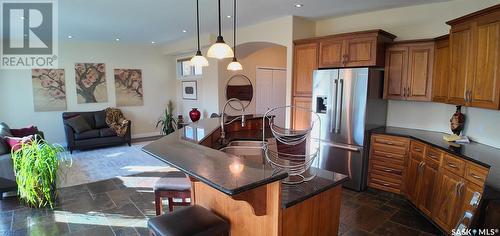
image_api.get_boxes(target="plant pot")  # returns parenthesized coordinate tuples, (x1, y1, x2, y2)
(189, 108, 201, 122)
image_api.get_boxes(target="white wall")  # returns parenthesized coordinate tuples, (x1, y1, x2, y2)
(315, 0, 500, 148)
(0, 41, 176, 144)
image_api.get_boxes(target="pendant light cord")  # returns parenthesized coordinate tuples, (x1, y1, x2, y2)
(196, 0, 201, 51)
(218, 0, 222, 36)
(233, 0, 236, 56)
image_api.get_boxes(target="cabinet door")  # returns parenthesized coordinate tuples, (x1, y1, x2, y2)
(433, 169, 464, 233)
(344, 36, 378, 67)
(433, 37, 450, 103)
(293, 43, 318, 96)
(470, 18, 500, 109)
(384, 46, 408, 100)
(407, 43, 434, 101)
(404, 153, 422, 204)
(318, 38, 344, 68)
(448, 24, 474, 106)
(417, 161, 439, 217)
(292, 97, 312, 130)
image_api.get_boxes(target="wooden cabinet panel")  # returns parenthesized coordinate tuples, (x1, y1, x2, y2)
(293, 42, 318, 97)
(404, 155, 422, 204)
(433, 169, 465, 233)
(407, 43, 434, 101)
(292, 97, 312, 130)
(448, 25, 474, 106)
(318, 39, 344, 68)
(344, 37, 377, 67)
(433, 36, 450, 103)
(464, 162, 489, 187)
(417, 161, 439, 216)
(443, 154, 466, 176)
(384, 46, 408, 100)
(470, 19, 500, 109)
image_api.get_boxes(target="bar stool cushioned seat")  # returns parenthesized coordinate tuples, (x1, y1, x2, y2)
(154, 177, 191, 191)
(148, 205, 229, 236)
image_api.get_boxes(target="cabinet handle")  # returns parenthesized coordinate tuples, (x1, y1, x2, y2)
(447, 163, 458, 169)
(469, 90, 473, 103)
(383, 169, 396, 173)
(414, 147, 422, 152)
(428, 154, 438, 160)
(470, 173, 482, 180)
(455, 182, 461, 196)
(458, 182, 465, 196)
(383, 141, 394, 145)
(464, 90, 468, 102)
(382, 183, 391, 187)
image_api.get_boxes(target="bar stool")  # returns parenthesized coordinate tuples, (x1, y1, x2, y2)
(148, 205, 229, 236)
(154, 172, 191, 215)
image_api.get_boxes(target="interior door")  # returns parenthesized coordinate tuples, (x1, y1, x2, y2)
(272, 69, 287, 127)
(256, 68, 273, 113)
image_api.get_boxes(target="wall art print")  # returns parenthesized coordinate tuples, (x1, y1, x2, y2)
(182, 81, 197, 100)
(75, 63, 108, 103)
(32, 69, 67, 111)
(114, 69, 144, 107)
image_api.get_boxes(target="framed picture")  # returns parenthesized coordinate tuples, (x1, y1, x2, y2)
(182, 81, 197, 100)
(178, 58, 202, 78)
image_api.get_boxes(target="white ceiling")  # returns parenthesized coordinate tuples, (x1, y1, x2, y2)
(59, 0, 449, 44)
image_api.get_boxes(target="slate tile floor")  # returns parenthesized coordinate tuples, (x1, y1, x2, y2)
(0, 171, 443, 236)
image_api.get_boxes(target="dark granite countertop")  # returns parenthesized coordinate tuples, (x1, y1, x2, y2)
(369, 126, 500, 193)
(281, 168, 349, 208)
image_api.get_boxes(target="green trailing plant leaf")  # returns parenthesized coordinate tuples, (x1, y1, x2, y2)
(11, 136, 71, 209)
(156, 100, 178, 135)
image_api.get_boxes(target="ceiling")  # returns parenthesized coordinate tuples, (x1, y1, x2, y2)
(59, 0, 449, 44)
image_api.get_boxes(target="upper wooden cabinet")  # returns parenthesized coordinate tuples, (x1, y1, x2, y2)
(447, 4, 500, 109)
(292, 42, 318, 97)
(318, 30, 396, 68)
(384, 40, 435, 101)
(432, 35, 450, 103)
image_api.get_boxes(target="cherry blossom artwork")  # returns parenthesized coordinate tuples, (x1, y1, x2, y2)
(32, 69, 67, 111)
(114, 69, 144, 106)
(75, 63, 108, 103)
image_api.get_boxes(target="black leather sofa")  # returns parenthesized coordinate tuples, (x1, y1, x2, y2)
(62, 110, 131, 153)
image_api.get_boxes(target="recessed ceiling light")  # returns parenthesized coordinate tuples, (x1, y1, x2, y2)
(67, 35, 73, 39)
(151, 41, 156, 44)
(294, 3, 303, 8)
(226, 15, 232, 18)
(115, 38, 120, 42)
(20, 16, 25, 20)
(182, 30, 187, 33)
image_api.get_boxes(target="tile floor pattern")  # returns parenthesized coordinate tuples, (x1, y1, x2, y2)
(0, 172, 444, 236)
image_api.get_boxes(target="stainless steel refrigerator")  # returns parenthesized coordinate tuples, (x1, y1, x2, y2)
(312, 68, 387, 191)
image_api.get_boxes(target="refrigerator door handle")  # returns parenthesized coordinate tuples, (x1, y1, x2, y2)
(330, 79, 339, 133)
(335, 79, 344, 134)
(323, 142, 361, 152)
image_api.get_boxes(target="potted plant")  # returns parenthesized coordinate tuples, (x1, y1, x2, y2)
(156, 100, 178, 135)
(11, 136, 69, 209)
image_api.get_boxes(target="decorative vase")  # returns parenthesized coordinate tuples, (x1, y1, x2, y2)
(189, 108, 201, 122)
(450, 105, 465, 135)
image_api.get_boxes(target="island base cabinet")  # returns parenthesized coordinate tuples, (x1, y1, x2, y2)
(432, 169, 465, 234)
(189, 179, 343, 236)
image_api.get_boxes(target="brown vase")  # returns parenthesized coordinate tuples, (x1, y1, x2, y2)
(189, 108, 201, 122)
(450, 105, 465, 135)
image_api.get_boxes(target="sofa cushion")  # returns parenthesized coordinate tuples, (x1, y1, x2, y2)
(65, 115, 92, 134)
(0, 154, 15, 181)
(4, 135, 33, 151)
(0, 122, 12, 138)
(10, 125, 38, 138)
(0, 137, 9, 155)
(94, 111, 108, 129)
(99, 128, 116, 137)
(74, 130, 100, 140)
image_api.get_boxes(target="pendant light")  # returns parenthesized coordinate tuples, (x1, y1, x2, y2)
(207, 0, 234, 59)
(190, 0, 209, 67)
(227, 0, 243, 71)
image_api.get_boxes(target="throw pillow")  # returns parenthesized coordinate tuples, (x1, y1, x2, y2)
(10, 125, 38, 137)
(94, 110, 108, 129)
(5, 135, 33, 151)
(65, 115, 92, 134)
(0, 137, 9, 155)
(0, 122, 12, 138)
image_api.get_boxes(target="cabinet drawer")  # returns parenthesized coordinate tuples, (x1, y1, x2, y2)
(372, 143, 407, 156)
(372, 148, 406, 161)
(373, 135, 409, 148)
(370, 169, 403, 184)
(371, 153, 405, 166)
(410, 141, 426, 155)
(369, 172, 402, 193)
(443, 154, 466, 176)
(465, 162, 489, 187)
(426, 147, 443, 165)
(371, 160, 403, 176)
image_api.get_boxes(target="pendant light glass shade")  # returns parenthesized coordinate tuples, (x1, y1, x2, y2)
(227, 57, 242, 71)
(191, 51, 209, 67)
(208, 0, 233, 59)
(191, 0, 209, 67)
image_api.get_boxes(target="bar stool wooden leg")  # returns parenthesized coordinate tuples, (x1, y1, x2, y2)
(168, 197, 174, 212)
(154, 191, 162, 216)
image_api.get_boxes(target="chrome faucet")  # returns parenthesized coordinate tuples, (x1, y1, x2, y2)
(220, 98, 246, 140)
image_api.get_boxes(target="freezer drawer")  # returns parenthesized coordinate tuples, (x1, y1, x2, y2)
(315, 142, 364, 191)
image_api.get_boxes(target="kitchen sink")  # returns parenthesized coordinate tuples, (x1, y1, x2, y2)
(226, 140, 265, 147)
(219, 140, 266, 164)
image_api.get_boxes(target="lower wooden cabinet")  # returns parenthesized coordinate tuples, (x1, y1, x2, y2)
(291, 96, 312, 130)
(368, 134, 489, 235)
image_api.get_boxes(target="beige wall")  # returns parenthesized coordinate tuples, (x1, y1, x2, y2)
(0, 42, 176, 144)
(315, 0, 500, 148)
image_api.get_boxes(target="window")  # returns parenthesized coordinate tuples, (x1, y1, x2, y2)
(178, 58, 202, 78)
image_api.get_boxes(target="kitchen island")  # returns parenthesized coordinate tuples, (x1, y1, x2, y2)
(143, 116, 348, 236)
